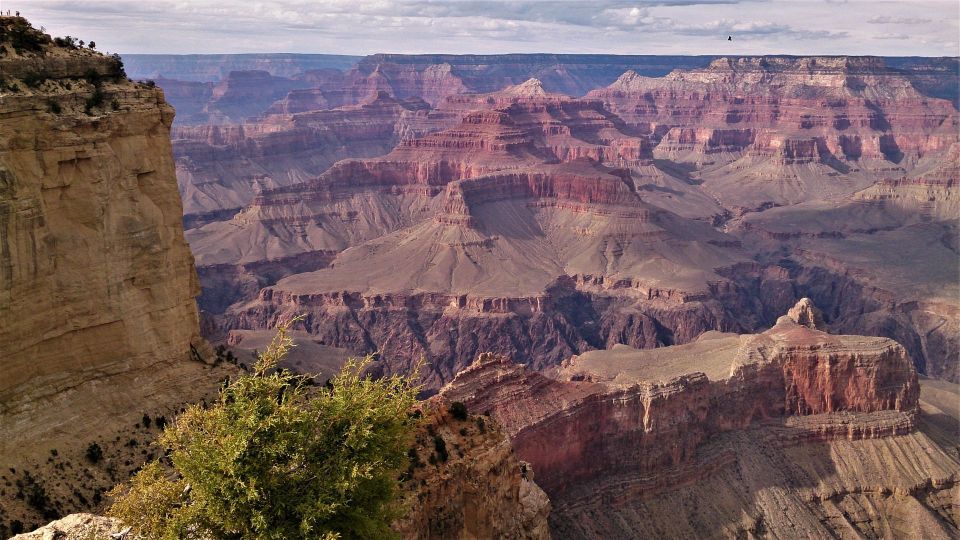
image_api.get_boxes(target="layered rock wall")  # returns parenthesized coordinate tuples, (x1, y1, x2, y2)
(440, 309, 920, 497)
(0, 17, 214, 458)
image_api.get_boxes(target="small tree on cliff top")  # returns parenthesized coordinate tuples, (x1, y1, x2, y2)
(108, 322, 421, 539)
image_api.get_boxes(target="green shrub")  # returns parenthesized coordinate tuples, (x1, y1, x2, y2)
(85, 443, 103, 464)
(110, 53, 126, 79)
(449, 401, 468, 421)
(433, 435, 448, 463)
(109, 321, 422, 539)
(47, 100, 61, 114)
(84, 86, 105, 114)
(22, 71, 47, 88)
(1, 19, 49, 53)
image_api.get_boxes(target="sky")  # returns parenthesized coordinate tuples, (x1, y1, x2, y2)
(7, 0, 959, 56)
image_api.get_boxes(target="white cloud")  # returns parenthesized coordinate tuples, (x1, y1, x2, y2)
(867, 16, 932, 24)
(873, 33, 912, 40)
(9, 0, 959, 56)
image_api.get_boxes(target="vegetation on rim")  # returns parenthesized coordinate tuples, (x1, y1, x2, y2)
(108, 321, 422, 539)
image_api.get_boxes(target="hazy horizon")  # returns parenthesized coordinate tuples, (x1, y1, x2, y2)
(10, 1, 959, 57)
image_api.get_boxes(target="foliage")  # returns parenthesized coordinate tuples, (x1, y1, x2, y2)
(22, 71, 48, 88)
(110, 53, 126, 79)
(1, 18, 49, 53)
(432, 435, 448, 463)
(109, 321, 422, 539)
(84, 86, 105, 114)
(53, 35, 79, 49)
(17, 471, 57, 519)
(449, 401, 468, 421)
(85, 443, 103, 464)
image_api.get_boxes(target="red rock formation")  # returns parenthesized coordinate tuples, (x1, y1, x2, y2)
(180, 55, 957, 391)
(588, 57, 958, 209)
(440, 301, 920, 500)
(393, 397, 551, 539)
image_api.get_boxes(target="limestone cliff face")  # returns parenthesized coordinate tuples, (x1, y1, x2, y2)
(0, 18, 213, 458)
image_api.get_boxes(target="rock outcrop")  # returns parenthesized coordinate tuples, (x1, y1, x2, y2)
(0, 16, 230, 531)
(786, 297, 826, 330)
(588, 56, 958, 210)
(10, 513, 122, 540)
(394, 398, 551, 539)
(441, 305, 920, 495)
(439, 302, 957, 538)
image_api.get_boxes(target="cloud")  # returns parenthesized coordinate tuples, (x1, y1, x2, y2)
(12, 0, 959, 56)
(867, 16, 932, 24)
(873, 33, 911, 40)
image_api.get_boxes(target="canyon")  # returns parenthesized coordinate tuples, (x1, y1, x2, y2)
(165, 54, 958, 390)
(152, 52, 959, 535)
(0, 20, 547, 537)
(2, 15, 958, 539)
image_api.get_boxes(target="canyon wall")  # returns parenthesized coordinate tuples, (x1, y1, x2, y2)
(394, 397, 551, 539)
(0, 17, 232, 533)
(178, 57, 957, 388)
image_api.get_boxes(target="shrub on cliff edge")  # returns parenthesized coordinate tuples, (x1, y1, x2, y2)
(108, 322, 421, 539)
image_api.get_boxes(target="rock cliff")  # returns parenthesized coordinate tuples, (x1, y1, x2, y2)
(588, 56, 957, 210)
(0, 17, 229, 532)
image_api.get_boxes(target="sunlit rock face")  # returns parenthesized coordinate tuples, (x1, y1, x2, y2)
(438, 302, 958, 539)
(0, 16, 222, 480)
